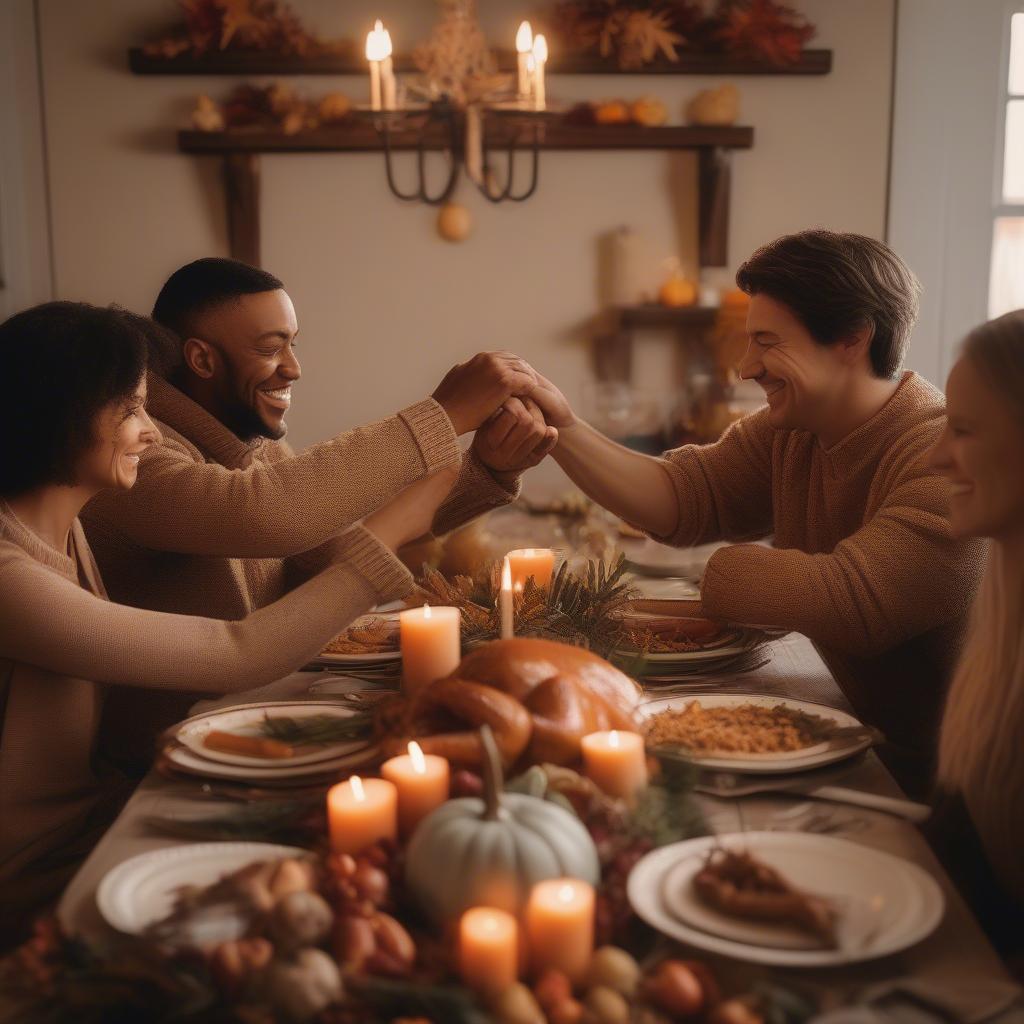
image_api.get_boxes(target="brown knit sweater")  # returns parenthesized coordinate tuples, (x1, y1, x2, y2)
(0, 502, 409, 926)
(81, 373, 518, 767)
(654, 372, 986, 784)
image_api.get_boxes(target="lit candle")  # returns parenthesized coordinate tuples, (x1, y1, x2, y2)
(516, 21, 534, 102)
(381, 740, 450, 836)
(525, 878, 594, 982)
(532, 34, 548, 111)
(506, 548, 555, 590)
(400, 604, 461, 694)
(500, 557, 514, 640)
(380, 26, 397, 110)
(459, 907, 519, 998)
(580, 730, 648, 799)
(366, 20, 385, 111)
(327, 775, 397, 855)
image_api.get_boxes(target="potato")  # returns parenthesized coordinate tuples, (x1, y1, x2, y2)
(643, 960, 705, 1016)
(584, 985, 629, 1024)
(493, 982, 546, 1024)
(585, 946, 640, 998)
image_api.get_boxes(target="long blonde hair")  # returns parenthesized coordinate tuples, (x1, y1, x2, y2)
(938, 310, 1024, 899)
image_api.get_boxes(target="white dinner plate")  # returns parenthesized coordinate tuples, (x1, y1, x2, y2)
(314, 650, 402, 665)
(164, 741, 376, 783)
(175, 702, 371, 768)
(628, 832, 944, 967)
(639, 693, 872, 773)
(616, 629, 763, 668)
(97, 842, 306, 942)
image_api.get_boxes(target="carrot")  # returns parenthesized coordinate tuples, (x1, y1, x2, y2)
(203, 730, 294, 759)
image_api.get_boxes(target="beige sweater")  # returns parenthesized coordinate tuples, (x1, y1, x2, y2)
(82, 374, 518, 767)
(0, 502, 409, 925)
(655, 372, 986, 783)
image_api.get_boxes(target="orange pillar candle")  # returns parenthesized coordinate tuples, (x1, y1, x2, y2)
(459, 907, 519, 998)
(400, 604, 461, 694)
(525, 878, 595, 982)
(580, 730, 648, 799)
(381, 740, 450, 836)
(327, 775, 397, 855)
(506, 548, 555, 590)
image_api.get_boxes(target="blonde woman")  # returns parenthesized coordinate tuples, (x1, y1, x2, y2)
(929, 309, 1024, 952)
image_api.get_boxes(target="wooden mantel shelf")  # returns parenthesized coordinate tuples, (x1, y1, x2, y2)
(129, 47, 832, 77)
(178, 123, 754, 154)
(178, 121, 751, 270)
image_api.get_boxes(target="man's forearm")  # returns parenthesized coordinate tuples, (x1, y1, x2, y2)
(552, 420, 679, 536)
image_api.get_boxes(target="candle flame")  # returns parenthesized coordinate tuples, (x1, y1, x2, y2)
(513, 582, 524, 595)
(532, 34, 548, 62)
(558, 883, 575, 903)
(409, 740, 426, 774)
(365, 21, 387, 61)
(501, 557, 512, 591)
(516, 21, 533, 54)
(608, 730, 620, 748)
(423, 603, 432, 619)
(380, 27, 393, 59)
(350, 775, 365, 802)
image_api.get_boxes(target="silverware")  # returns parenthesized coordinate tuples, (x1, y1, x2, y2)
(696, 770, 931, 823)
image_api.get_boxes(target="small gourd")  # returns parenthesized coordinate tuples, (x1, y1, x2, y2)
(405, 726, 600, 925)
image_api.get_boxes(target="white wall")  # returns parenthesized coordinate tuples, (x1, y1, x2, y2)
(37, 0, 895, 485)
(888, 0, 1009, 388)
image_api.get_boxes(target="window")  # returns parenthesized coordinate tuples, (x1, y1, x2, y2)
(989, 11, 1024, 318)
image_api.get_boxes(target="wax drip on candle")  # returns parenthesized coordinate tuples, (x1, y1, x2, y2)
(409, 740, 426, 774)
(350, 775, 365, 802)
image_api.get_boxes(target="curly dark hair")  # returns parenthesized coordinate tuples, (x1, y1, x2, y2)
(0, 302, 150, 497)
(736, 229, 921, 379)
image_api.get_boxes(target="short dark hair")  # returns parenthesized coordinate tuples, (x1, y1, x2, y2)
(152, 258, 283, 340)
(0, 302, 149, 496)
(735, 230, 920, 379)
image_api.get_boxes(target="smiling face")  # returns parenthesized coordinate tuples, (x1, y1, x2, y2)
(738, 293, 855, 434)
(188, 289, 301, 440)
(78, 378, 163, 491)
(929, 355, 1024, 541)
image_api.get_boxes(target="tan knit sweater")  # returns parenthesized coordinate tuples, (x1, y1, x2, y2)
(655, 372, 986, 779)
(81, 374, 518, 767)
(0, 502, 409, 921)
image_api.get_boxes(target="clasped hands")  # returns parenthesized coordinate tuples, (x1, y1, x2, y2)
(364, 353, 572, 551)
(431, 350, 572, 480)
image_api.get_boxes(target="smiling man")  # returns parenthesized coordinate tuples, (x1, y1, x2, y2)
(82, 258, 554, 770)
(526, 230, 986, 794)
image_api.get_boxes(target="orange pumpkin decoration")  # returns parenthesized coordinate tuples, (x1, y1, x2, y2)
(659, 275, 698, 308)
(594, 100, 631, 124)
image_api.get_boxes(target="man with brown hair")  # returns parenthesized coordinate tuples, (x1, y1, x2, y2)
(527, 230, 986, 794)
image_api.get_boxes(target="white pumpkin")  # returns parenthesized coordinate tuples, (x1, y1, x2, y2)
(405, 726, 600, 924)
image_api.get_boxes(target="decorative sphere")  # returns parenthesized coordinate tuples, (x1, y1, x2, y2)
(437, 202, 472, 242)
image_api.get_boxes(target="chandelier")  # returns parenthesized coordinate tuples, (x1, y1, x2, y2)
(358, 5, 553, 205)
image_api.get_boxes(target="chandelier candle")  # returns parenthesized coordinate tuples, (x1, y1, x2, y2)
(365, 20, 386, 111)
(525, 878, 595, 982)
(459, 907, 519, 998)
(400, 605, 461, 694)
(381, 741, 450, 836)
(380, 26, 396, 110)
(580, 730, 648, 799)
(532, 34, 548, 111)
(327, 775, 397, 854)
(506, 548, 555, 590)
(516, 21, 534, 102)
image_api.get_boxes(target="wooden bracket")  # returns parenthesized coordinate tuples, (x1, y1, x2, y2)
(698, 147, 731, 268)
(225, 152, 260, 266)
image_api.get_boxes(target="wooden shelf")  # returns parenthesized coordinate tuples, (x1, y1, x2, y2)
(129, 47, 831, 78)
(617, 305, 719, 328)
(178, 123, 754, 155)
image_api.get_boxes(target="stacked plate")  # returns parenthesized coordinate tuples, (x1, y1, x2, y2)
(160, 701, 378, 788)
(627, 832, 945, 966)
(307, 609, 403, 680)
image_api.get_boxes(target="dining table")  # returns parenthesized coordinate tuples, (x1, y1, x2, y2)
(56, 520, 1024, 1024)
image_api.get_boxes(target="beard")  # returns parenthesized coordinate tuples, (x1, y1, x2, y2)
(216, 349, 287, 442)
